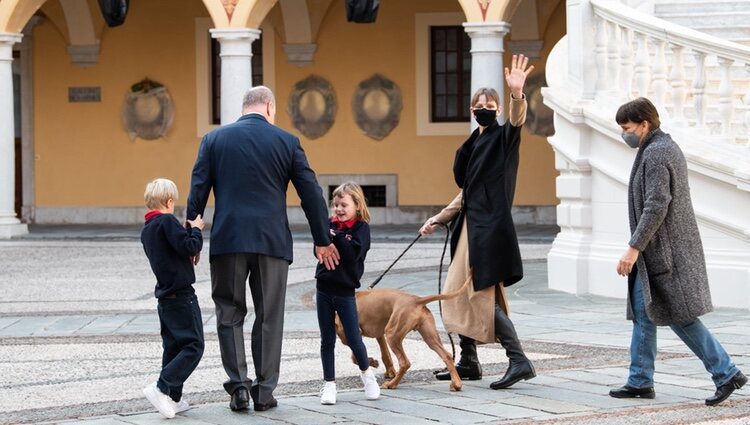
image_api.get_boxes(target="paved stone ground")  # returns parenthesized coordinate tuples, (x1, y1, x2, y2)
(2, 225, 750, 424)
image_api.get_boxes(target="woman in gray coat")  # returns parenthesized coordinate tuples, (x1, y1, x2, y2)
(609, 97, 746, 406)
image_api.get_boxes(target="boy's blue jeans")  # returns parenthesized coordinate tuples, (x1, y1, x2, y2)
(628, 274, 738, 389)
(157, 292, 205, 401)
(316, 290, 370, 381)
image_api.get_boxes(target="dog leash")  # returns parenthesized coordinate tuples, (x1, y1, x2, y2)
(368, 233, 423, 289)
(367, 222, 458, 360)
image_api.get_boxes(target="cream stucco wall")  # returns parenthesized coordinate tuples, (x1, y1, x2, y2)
(29, 0, 562, 215)
(34, 1, 208, 208)
(277, 0, 469, 207)
(279, 0, 561, 207)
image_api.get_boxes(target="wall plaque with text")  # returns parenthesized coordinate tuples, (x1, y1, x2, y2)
(68, 87, 101, 103)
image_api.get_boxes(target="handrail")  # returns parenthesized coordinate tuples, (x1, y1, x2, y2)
(591, 0, 750, 63)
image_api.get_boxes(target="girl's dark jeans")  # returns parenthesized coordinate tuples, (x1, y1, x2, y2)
(316, 290, 369, 381)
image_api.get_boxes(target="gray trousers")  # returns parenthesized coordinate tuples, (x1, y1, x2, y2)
(210, 253, 289, 404)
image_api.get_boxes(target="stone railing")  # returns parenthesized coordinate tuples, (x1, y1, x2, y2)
(542, 0, 750, 308)
(590, 0, 750, 145)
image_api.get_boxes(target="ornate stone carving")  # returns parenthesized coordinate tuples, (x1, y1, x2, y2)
(478, 0, 491, 21)
(122, 78, 174, 141)
(221, 0, 239, 20)
(524, 72, 554, 137)
(288, 75, 336, 139)
(352, 74, 402, 141)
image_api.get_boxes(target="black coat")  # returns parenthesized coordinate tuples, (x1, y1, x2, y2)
(315, 220, 371, 296)
(187, 114, 330, 262)
(452, 119, 523, 290)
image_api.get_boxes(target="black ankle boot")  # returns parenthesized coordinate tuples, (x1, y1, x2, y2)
(435, 335, 482, 381)
(490, 305, 535, 390)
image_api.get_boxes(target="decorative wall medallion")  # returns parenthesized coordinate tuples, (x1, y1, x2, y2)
(288, 75, 337, 139)
(122, 78, 174, 141)
(524, 72, 555, 137)
(221, 0, 239, 21)
(477, 0, 491, 21)
(352, 74, 402, 141)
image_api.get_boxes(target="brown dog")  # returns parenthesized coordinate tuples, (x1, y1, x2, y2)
(335, 275, 471, 392)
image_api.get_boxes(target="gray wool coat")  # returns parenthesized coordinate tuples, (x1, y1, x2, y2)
(626, 128, 713, 326)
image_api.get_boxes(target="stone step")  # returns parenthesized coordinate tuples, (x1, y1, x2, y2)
(654, 0, 750, 44)
(686, 26, 750, 43)
(654, 0, 750, 15)
(655, 11, 750, 28)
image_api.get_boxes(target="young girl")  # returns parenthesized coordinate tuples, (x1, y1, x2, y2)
(315, 182, 380, 405)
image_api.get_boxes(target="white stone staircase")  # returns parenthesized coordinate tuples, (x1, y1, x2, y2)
(650, 0, 750, 143)
(654, 1, 750, 46)
(542, 0, 750, 309)
(654, 1, 750, 143)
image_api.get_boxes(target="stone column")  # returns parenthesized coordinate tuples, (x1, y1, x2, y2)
(463, 21, 511, 124)
(0, 32, 27, 238)
(209, 28, 261, 125)
(20, 17, 42, 223)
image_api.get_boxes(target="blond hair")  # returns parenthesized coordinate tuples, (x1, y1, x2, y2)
(332, 182, 370, 223)
(144, 178, 178, 210)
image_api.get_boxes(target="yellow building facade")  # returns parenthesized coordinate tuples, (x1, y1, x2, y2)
(1, 0, 564, 231)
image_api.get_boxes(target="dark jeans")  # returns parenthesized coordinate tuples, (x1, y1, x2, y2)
(316, 290, 369, 381)
(157, 292, 205, 402)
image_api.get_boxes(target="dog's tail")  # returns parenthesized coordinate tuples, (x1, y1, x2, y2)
(415, 272, 472, 306)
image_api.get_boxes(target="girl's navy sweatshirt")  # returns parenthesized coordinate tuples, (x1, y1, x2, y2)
(315, 220, 370, 296)
(141, 212, 203, 299)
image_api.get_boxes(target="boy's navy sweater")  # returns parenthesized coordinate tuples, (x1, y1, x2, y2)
(315, 220, 370, 296)
(141, 212, 203, 299)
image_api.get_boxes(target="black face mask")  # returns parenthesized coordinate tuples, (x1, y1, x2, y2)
(473, 108, 497, 127)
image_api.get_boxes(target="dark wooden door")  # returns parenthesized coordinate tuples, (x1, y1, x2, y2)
(15, 137, 21, 219)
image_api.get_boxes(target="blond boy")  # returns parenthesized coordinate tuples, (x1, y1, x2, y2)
(140, 178, 205, 418)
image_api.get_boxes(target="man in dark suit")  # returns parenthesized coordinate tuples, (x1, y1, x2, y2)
(187, 86, 339, 412)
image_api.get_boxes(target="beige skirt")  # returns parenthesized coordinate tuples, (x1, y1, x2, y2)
(440, 220, 509, 344)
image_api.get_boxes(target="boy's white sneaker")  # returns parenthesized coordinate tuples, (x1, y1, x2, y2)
(361, 368, 380, 400)
(320, 381, 337, 405)
(173, 399, 190, 414)
(143, 382, 176, 419)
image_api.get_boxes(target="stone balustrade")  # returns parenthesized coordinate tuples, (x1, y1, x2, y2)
(592, 0, 750, 145)
(542, 0, 750, 309)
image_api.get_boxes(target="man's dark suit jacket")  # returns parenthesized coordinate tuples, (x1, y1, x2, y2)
(187, 113, 330, 262)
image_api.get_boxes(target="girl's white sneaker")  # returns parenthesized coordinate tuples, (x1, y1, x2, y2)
(320, 381, 337, 405)
(361, 368, 380, 400)
(173, 399, 190, 413)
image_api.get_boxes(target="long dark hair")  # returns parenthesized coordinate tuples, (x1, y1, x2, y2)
(615, 97, 660, 129)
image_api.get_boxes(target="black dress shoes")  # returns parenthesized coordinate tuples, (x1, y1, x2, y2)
(253, 397, 278, 412)
(230, 387, 250, 411)
(249, 385, 278, 411)
(435, 362, 483, 381)
(609, 385, 656, 399)
(489, 360, 536, 390)
(706, 371, 747, 406)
